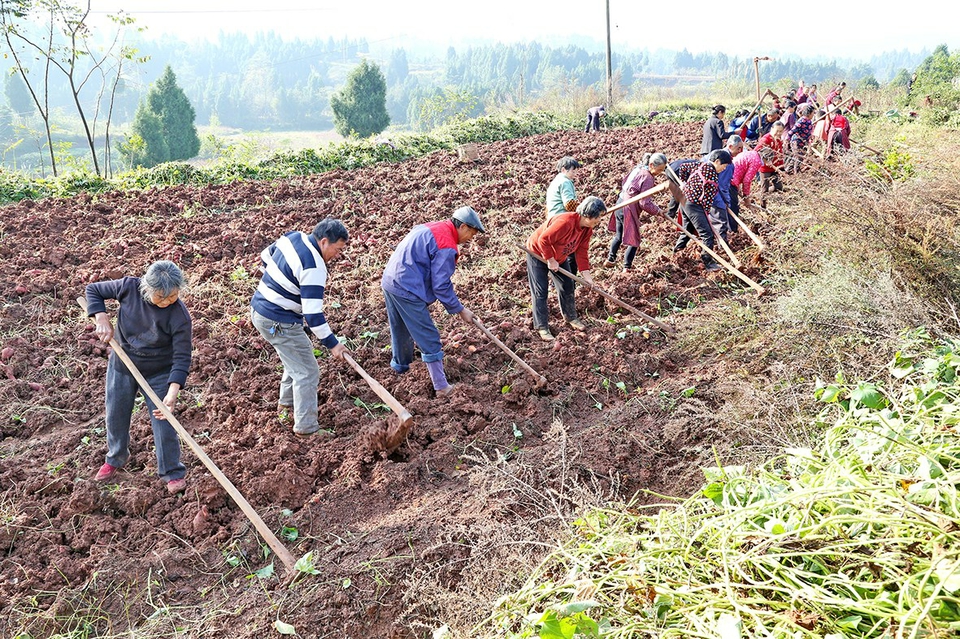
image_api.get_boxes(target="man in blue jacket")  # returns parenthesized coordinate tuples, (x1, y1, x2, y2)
(381, 206, 485, 396)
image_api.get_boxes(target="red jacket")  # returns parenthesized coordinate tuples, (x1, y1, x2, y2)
(527, 212, 593, 271)
(755, 133, 784, 173)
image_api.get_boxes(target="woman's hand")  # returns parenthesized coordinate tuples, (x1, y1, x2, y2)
(153, 383, 181, 421)
(94, 312, 114, 344)
(547, 258, 560, 271)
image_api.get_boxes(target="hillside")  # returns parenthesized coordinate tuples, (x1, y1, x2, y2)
(1, 120, 958, 637)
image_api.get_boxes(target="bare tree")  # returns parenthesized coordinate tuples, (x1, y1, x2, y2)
(0, 0, 144, 177)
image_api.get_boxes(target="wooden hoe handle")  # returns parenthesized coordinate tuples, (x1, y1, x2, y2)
(470, 315, 547, 386)
(520, 246, 676, 335)
(342, 352, 414, 427)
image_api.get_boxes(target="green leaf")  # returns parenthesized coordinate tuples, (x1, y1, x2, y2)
(281, 526, 299, 541)
(501, 384, 511, 394)
(836, 615, 862, 630)
(935, 558, 960, 592)
(294, 552, 320, 575)
(615, 381, 627, 393)
(817, 384, 842, 403)
(252, 563, 275, 579)
(681, 386, 696, 397)
(561, 601, 598, 614)
(850, 382, 887, 409)
(273, 619, 297, 635)
(342, 577, 352, 589)
(702, 482, 724, 505)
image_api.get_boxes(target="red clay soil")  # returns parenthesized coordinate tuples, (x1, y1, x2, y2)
(0, 122, 779, 637)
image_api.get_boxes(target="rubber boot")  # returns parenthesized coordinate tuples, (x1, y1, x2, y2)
(425, 360, 451, 394)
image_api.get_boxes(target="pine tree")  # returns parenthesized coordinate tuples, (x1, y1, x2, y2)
(126, 66, 200, 168)
(330, 59, 389, 138)
(146, 66, 201, 161)
(126, 104, 169, 168)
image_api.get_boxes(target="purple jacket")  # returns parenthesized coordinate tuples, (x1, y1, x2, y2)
(381, 220, 464, 314)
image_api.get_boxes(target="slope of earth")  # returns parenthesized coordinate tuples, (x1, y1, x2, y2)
(0, 122, 791, 637)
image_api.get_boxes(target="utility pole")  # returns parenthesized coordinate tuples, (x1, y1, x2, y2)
(754, 56, 771, 101)
(605, 0, 613, 110)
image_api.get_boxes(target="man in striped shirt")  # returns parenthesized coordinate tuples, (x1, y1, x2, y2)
(251, 218, 349, 436)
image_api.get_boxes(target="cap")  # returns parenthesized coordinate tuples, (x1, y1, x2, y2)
(452, 206, 486, 233)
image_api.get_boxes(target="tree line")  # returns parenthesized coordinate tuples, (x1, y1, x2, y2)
(0, 0, 946, 176)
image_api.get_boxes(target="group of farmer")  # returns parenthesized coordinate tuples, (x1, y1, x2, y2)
(84, 80, 855, 493)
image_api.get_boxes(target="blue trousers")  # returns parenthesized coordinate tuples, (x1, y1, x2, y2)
(104, 356, 184, 481)
(383, 289, 444, 373)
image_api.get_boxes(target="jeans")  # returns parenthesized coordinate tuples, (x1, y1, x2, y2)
(104, 356, 184, 481)
(676, 201, 717, 268)
(251, 308, 319, 433)
(607, 209, 638, 267)
(382, 289, 444, 373)
(527, 254, 578, 330)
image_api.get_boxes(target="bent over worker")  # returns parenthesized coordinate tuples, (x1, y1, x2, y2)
(526, 196, 606, 342)
(381, 206, 485, 396)
(251, 218, 349, 436)
(86, 260, 192, 494)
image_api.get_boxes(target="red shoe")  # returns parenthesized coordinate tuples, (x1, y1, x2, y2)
(94, 463, 118, 482)
(166, 478, 187, 494)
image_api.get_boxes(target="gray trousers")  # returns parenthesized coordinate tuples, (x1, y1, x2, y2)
(251, 308, 319, 433)
(105, 356, 185, 481)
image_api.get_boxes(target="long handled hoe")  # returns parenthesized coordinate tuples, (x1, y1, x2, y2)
(519, 245, 677, 335)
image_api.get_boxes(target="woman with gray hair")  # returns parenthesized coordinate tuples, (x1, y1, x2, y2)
(85, 260, 193, 494)
(604, 152, 667, 271)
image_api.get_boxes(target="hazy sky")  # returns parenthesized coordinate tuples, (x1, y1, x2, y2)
(90, 0, 957, 60)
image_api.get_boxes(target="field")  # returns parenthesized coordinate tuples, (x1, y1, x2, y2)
(0, 120, 942, 637)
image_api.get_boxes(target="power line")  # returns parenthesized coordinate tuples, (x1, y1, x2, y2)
(90, 8, 338, 14)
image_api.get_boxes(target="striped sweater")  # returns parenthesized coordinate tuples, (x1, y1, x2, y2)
(250, 231, 340, 349)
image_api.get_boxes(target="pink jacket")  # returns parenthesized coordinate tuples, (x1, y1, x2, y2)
(731, 151, 763, 197)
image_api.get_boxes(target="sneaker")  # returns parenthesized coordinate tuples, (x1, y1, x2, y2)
(277, 404, 294, 427)
(623, 265, 634, 271)
(566, 319, 587, 331)
(94, 463, 118, 482)
(602, 260, 616, 269)
(537, 328, 555, 342)
(166, 478, 187, 494)
(705, 263, 723, 273)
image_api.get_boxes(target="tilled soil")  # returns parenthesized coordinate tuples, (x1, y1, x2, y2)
(0, 122, 779, 637)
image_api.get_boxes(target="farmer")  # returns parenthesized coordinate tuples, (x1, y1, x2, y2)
(731, 146, 774, 212)
(711, 135, 744, 239)
(673, 150, 732, 273)
(701, 105, 735, 155)
(86, 260, 192, 494)
(381, 206, 484, 396)
(755, 121, 786, 207)
(526, 196, 606, 342)
(250, 218, 349, 436)
(584, 105, 606, 132)
(546, 156, 581, 219)
(784, 103, 815, 174)
(743, 110, 781, 143)
(664, 157, 702, 222)
(605, 153, 667, 271)
(826, 109, 851, 157)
